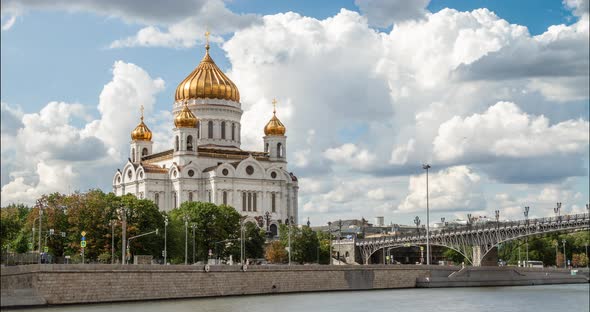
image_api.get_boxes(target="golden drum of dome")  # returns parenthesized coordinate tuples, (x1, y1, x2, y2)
(175, 48, 240, 102)
(131, 120, 152, 141)
(264, 114, 286, 136)
(174, 104, 198, 128)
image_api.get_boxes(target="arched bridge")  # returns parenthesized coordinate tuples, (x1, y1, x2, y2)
(355, 213, 589, 266)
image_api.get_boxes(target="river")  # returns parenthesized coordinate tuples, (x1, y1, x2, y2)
(11, 284, 589, 312)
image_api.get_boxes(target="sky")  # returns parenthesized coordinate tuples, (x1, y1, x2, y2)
(1, 0, 589, 226)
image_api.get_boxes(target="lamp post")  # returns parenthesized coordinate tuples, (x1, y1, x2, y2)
(328, 221, 332, 265)
(118, 207, 128, 265)
(337, 219, 343, 262)
(287, 216, 294, 266)
(524, 206, 529, 267)
(164, 216, 168, 265)
(562, 239, 568, 269)
(440, 217, 445, 235)
(414, 216, 420, 236)
(554, 202, 561, 223)
(110, 219, 116, 264)
(240, 216, 245, 265)
(183, 215, 189, 265)
(38, 207, 43, 259)
(422, 163, 431, 265)
(555, 240, 559, 268)
(264, 212, 272, 238)
(192, 223, 197, 264)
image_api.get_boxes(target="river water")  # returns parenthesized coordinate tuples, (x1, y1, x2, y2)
(12, 284, 589, 312)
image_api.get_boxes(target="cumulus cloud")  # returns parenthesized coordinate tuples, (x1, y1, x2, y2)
(433, 101, 589, 163)
(355, 0, 430, 27)
(564, 0, 590, 17)
(1, 61, 165, 206)
(323, 143, 376, 170)
(398, 166, 485, 213)
(1, 15, 16, 31)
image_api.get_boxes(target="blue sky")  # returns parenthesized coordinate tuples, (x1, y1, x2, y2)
(1, 0, 588, 224)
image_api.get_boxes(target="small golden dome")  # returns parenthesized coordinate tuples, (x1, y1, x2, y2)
(175, 43, 240, 102)
(264, 99, 286, 136)
(174, 103, 198, 128)
(131, 107, 153, 141)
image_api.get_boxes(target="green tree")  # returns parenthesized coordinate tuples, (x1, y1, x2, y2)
(168, 202, 240, 264)
(243, 221, 265, 260)
(279, 224, 320, 264)
(1, 204, 30, 253)
(265, 240, 287, 263)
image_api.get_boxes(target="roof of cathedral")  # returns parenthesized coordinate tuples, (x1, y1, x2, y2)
(140, 147, 270, 164)
(174, 37, 240, 103)
(264, 99, 286, 136)
(131, 106, 153, 141)
(174, 102, 198, 128)
(141, 163, 168, 174)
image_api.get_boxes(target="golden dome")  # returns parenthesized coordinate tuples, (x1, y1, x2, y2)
(131, 107, 153, 141)
(264, 99, 286, 136)
(175, 43, 240, 102)
(174, 103, 198, 128)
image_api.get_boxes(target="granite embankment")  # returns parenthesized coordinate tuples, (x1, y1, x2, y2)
(1, 264, 587, 308)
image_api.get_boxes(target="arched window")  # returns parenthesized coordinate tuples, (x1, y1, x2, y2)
(221, 121, 226, 139)
(154, 193, 160, 208)
(208, 191, 212, 203)
(188, 192, 193, 202)
(271, 193, 276, 213)
(175, 136, 179, 151)
(208, 121, 213, 139)
(196, 121, 200, 139)
(187, 135, 193, 151)
(247, 193, 252, 211)
(131, 148, 136, 162)
(231, 123, 236, 141)
(223, 191, 228, 205)
(265, 143, 269, 153)
(173, 191, 177, 208)
(142, 148, 148, 156)
(277, 143, 283, 158)
(242, 192, 247, 211)
(253, 193, 257, 212)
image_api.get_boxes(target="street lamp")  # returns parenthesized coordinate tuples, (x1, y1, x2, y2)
(328, 221, 332, 265)
(337, 219, 343, 262)
(38, 207, 43, 259)
(562, 239, 567, 269)
(183, 215, 189, 265)
(192, 223, 197, 264)
(287, 216, 294, 265)
(414, 216, 420, 236)
(240, 216, 246, 265)
(554, 202, 561, 222)
(422, 163, 431, 265)
(264, 212, 272, 238)
(524, 206, 529, 267)
(110, 219, 117, 264)
(164, 216, 168, 265)
(118, 207, 128, 265)
(440, 217, 445, 235)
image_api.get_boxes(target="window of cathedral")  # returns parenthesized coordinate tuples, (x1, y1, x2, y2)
(188, 169, 195, 177)
(253, 193, 257, 212)
(117, 176, 121, 183)
(142, 148, 148, 156)
(270, 224, 278, 237)
(271, 193, 276, 212)
(246, 166, 254, 175)
(132, 148, 135, 162)
(139, 171, 143, 179)
(175, 136, 179, 151)
(154, 193, 159, 208)
(231, 123, 235, 141)
(208, 191, 211, 202)
(242, 192, 246, 211)
(265, 143, 269, 153)
(187, 135, 193, 151)
(173, 192, 177, 208)
(277, 143, 283, 158)
(188, 192, 193, 202)
(247, 193, 252, 211)
(208, 121, 213, 139)
(223, 191, 227, 205)
(196, 121, 200, 139)
(173, 170, 177, 178)
(222, 168, 229, 176)
(271, 171, 277, 179)
(139, 192, 143, 199)
(127, 170, 132, 179)
(221, 121, 226, 139)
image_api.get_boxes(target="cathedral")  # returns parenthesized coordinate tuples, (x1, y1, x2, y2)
(112, 38, 299, 234)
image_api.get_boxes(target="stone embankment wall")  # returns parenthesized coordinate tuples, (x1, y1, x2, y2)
(1, 264, 439, 307)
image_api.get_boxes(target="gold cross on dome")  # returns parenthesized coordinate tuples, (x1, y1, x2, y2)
(272, 98, 277, 113)
(205, 29, 210, 46)
(140, 105, 144, 121)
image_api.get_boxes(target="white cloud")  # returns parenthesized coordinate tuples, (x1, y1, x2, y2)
(564, 0, 590, 17)
(1, 61, 166, 206)
(355, 0, 430, 27)
(1, 15, 16, 31)
(398, 166, 485, 212)
(433, 101, 589, 163)
(323, 143, 376, 170)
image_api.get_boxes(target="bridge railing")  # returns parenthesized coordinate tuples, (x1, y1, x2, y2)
(356, 213, 589, 245)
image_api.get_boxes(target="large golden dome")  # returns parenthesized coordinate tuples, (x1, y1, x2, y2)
(174, 102, 198, 128)
(175, 44, 240, 102)
(264, 99, 286, 136)
(131, 109, 153, 141)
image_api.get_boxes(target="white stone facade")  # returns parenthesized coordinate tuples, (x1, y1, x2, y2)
(113, 98, 299, 232)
